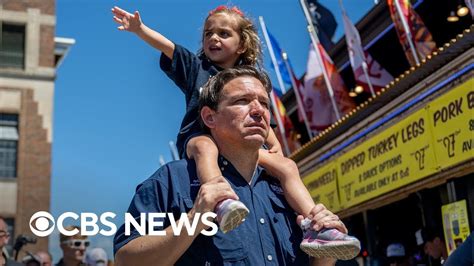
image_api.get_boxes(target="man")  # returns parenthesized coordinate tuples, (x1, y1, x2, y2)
(444, 233, 473, 266)
(56, 226, 89, 266)
(0, 217, 22, 266)
(386, 243, 412, 266)
(85, 248, 108, 266)
(36, 251, 52, 266)
(416, 227, 448, 264)
(114, 66, 347, 265)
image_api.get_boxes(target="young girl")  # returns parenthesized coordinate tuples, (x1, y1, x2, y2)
(111, 5, 360, 259)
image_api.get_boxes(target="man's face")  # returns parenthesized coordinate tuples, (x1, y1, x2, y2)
(36, 252, 52, 266)
(423, 238, 441, 259)
(208, 76, 270, 148)
(0, 219, 10, 249)
(61, 238, 89, 262)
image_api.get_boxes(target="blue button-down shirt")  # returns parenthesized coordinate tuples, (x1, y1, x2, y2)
(114, 157, 309, 265)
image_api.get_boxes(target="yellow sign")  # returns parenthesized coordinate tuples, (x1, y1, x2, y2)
(428, 79, 474, 169)
(303, 78, 473, 210)
(441, 200, 471, 255)
(337, 108, 437, 208)
(303, 161, 341, 212)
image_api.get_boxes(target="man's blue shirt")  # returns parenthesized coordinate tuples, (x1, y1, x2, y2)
(114, 157, 309, 265)
(444, 233, 473, 266)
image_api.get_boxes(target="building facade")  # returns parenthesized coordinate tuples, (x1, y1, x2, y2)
(0, 0, 67, 256)
(283, 0, 473, 265)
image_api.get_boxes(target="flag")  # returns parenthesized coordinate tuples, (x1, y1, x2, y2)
(307, 0, 337, 51)
(466, 0, 474, 19)
(270, 91, 301, 153)
(288, 65, 310, 125)
(387, 0, 436, 66)
(341, 10, 393, 94)
(303, 44, 355, 132)
(267, 31, 291, 86)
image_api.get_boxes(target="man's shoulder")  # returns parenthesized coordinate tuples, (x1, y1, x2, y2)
(141, 159, 197, 188)
(151, 159, 195, 177)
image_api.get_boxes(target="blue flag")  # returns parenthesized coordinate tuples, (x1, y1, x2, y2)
(267, 31, 292, 86)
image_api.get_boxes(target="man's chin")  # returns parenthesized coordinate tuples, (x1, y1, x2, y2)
(242, 134, 266, 146)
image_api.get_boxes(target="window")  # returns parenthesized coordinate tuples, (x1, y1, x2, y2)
(0, 114, 18, 178)
(0, 23, 25, 69)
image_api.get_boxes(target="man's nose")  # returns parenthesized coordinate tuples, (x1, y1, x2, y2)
(250, 101, 265, 117)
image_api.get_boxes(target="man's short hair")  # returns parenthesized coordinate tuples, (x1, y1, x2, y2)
(415, 226, 444, 246)
(59, 225, 87, 243)
(199, 66, 272, 112)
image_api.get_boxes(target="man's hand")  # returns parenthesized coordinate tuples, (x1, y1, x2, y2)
(297, 203, 348, 233)
(112, 6, 143, 33)
(192, 176, 239, 215)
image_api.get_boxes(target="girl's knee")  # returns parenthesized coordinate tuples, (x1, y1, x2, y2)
(187, 135, 217, 155)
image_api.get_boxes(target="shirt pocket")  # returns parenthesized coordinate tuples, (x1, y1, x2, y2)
(269, 195, 299, 259)
(208, 227, 249, 264)
(182, 198, 249, 264)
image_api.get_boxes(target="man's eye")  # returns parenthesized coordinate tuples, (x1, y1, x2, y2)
(235, 99, 248, 104)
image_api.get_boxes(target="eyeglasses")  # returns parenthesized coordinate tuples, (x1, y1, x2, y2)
(62, 239, 90, 249)
(0, 230, 9, 237)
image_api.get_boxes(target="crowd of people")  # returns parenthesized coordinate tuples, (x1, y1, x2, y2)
(0, 218, 111, 266)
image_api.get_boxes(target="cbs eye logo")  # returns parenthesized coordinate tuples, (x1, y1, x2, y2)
(29, 211, 55, 237)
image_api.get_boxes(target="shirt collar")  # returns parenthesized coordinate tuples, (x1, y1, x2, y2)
(217, 155, 264, 187)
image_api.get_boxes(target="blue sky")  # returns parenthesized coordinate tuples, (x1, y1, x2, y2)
(51, 0, 376, 261)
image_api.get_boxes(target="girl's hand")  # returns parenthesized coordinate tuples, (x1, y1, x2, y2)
(112, 6, 143, 33)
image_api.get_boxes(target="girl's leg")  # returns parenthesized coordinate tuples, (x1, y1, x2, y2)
(187, 135, 249, 233)
(186, 135, 221, 184)
(258, 150, 361, 259)
(258, 149, 314, 217)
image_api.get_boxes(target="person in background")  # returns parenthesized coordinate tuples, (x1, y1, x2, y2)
(56, 226, 89, 266)
(0, 217, 22, 266)
(34, 251, 52, 266)
(416, 227, 448, 265)
(386, 243, 412, 266)
(84, 248, 107, 266)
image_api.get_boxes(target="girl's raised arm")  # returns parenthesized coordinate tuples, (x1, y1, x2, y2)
(112, 6, 175, 59)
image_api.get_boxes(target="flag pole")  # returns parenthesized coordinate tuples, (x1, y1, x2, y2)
(270, 91, 291, 155)
(339, 0, 376, 97)
(281, 52, 314, 138)
(159, 155, 166, 166)
(258, 16, 287, 94)
(299, 0, 341, 120)
(169, 141, 180, 161)
(393, 0, 420, 65)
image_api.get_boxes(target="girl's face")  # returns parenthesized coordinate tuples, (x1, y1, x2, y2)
(203, 13, 246, 69)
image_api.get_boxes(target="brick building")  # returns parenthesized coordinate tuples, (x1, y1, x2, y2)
(0, 0, 73, 256)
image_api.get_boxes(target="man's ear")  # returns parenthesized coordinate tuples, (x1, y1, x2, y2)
(201, 106, 217, 129)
